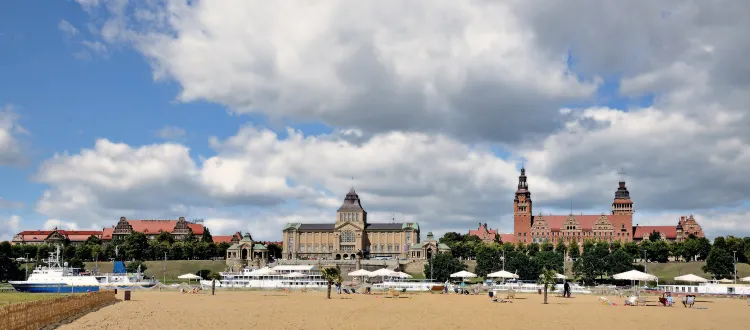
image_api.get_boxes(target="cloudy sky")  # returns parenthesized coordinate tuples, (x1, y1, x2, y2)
(1, 0, 749, 241)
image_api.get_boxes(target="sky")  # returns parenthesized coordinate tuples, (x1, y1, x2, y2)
(2, 0, 750, 241)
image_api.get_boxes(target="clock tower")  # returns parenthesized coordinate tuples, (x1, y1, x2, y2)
(513, 166, 532, 243)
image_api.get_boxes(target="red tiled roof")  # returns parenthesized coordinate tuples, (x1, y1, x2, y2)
(537, 215, 613, 231)
(499, 233, 515, 243)
(633, 226, 677, 239)
(213, 232, 242, 244)
(14, 230, 101, 242)
(468, 228, 498, 236)
(102, 228, 114, 239)
(127, 220, 204, 235)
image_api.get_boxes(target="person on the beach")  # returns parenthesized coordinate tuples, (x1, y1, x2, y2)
(563, 281, 570, 297)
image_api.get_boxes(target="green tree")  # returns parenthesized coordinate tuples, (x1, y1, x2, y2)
(702, 247, 733, 279)
(494, 233, 502, 244)
(195, 269, 212, 279)
(67, 257, 85, 271)
(647, 240, 670, 263)
(475, 244, 501, 278)
(622, 241, 640, 261)
(84, 235, 102, 246)
(609, 240, 622, 252)
(0, 241, 12, 257)
(266, 243, 283, 260)
(506, 252, 540, 280)
(671, 241, 685, 261)
(184, 230, 198, 243)
(539, 267, 556, 304)
(170, 242, 185, 260)
(606, 249, 634, 275)
(156, 231, 175, 245)
(568, 239, 580, 260)
(725, 236, 747, 263)
(124, 232, 149, 260)
(0, 254, 23, 281)
(216, 242, 230, 259)
(201, 227, 214, 243)
(555, 240, 567, 256)
(439, 232, 465, 245)
(321, 266, 342, 299)
(697, 237, 711, 260)
(424, 253, 467, 282)
(149, 240, 169, 261)
(527, 242, 540, 257)
(540, 241, 554, 252)
(535, 251, 563, 273)
(125, 260, 148, 273)
(713, 237, 727, 250)
(74, 244, 92, 261)
(648, 231, 662, 241)
(515, 241, 527, 255)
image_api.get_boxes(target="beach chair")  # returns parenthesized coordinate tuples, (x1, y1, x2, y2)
(683, 295, 695, 308)
(390, 288, 400, 299)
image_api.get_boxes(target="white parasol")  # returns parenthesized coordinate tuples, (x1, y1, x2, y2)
(450, 270, 476, 278)
(487, 270, 519, 279)
(369, 268, 397, 277)
(674, 274, 708, 283)
(348, 269, 372, 276)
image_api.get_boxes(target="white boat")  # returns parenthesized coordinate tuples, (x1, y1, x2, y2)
(93, 261, 157, 288)
(657, 280, 750, 295)
(372, 279, 444, 292)
(200, 265, 327, 289)
(9, 246, 100, 293)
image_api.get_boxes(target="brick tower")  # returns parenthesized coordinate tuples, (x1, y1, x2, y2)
(611, 173, 634, 242)
(513, 166, 533, 244)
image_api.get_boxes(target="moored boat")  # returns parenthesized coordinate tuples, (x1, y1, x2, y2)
(9, 246, 100, 293)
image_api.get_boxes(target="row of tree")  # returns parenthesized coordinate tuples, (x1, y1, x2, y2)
(427, 232, 750, 282)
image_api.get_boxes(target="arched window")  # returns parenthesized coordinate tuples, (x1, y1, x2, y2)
(340, 230, 355, 243)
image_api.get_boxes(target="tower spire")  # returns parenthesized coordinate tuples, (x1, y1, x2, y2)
(618, 168, 626, 182)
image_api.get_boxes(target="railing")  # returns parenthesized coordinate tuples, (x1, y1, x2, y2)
(0, 291, 118, 330)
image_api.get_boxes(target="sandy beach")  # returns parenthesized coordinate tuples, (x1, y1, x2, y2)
(60, 291, 747, 330)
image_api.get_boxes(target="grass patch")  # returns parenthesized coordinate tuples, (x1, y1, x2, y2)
(84, 260, 227, 282)
(0, 292, 67, 306)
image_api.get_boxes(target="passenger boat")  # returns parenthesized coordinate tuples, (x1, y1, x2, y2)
(93, 261, 157, 289)
(9, 246, 100, 293)
(200, 265, 327, 289)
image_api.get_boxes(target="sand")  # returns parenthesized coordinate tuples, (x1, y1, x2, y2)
(60, 291, 748, 330)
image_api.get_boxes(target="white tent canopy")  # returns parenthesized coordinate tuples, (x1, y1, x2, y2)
(348, 269, 372, 276)
(177, 273, 202, 280)
(283, 272, 306, 278)
(487, 270, 519, 279)
(393, 271, 413, 279)
(674, 274, 708, 283)
(369, 268, 397, 277)
(718, 278, 733, 283)
(613, 270, 657, 281)
(741, 276, 750, 282)
(450, 270, 476, 278)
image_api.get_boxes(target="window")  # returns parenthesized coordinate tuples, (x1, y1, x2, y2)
(406, 232, 412, 244)
(340, 213, 343, 221)
(288, 237, 294, 251)
(388, 244, 392, 252)
(340, 230, 355, 243)
(314, 244, 318, 252)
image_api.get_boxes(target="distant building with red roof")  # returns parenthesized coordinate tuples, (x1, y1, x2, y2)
(468, 223, 498, 243)
(512, 167, 704, 247)
(12, 228, 102, 245)
(101, 216, 206, 241)
(213, 232, 242, 244)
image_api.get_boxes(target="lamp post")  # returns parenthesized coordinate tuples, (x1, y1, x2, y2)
(643, 249, 647, 273)
(164, 252, 167, 285)
(733, 250, 737, 284)
(25, 253, 29, 280)
(430, 251, 434, 280)
(501, 249, 506, 271)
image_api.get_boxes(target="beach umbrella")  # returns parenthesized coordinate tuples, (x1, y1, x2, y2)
(369, 268, 397, 277)
(348, 269, 372, 276)
(718, 278, 733, 283)
(177, 273, 202, 285)
(450, 270, 476, 278)
(740, 276, 750, 282)
(674, 274, 708, 283)
(487, 270, 519, 279)
(613, 270, 657, 281)
(613, 270, 657, 296)
(393, 271, 413, 278)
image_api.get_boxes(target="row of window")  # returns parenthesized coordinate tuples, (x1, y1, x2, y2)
(340, 213, 360, 222)
(292, 243, 403, 253)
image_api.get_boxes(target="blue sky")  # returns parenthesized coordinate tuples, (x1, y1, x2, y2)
(2, 1, 747, 240)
